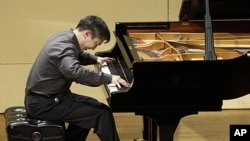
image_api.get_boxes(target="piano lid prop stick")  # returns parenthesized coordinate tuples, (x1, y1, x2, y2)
(204, 0, 217, 61)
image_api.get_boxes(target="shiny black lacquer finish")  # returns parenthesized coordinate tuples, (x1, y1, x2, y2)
(95, 0, 250, 140)
(95, 23, 250, 141)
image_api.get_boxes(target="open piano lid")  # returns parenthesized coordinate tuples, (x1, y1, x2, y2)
(180, 0, 250, 21)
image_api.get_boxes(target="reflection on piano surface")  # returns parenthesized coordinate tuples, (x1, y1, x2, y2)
(101, 59, 133, 93)
(95, 0, 250, 140)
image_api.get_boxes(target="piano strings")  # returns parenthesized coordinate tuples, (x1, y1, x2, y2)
(128, 32, 250, 61)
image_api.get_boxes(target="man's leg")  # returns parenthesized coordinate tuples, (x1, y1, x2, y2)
(65, 124, 90, 141)
(25, 92, 120, 141)
(61, 93, 120, 141)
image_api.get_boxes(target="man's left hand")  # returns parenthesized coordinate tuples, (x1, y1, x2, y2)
(97, 57, 115, 66)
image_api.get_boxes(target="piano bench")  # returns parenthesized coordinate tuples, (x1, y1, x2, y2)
(4, 106, 66, 141)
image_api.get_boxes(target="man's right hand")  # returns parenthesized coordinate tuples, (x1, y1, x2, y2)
(111, 75, 130, 87)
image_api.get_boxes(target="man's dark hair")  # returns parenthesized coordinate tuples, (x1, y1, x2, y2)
(76, 15, 110, 43)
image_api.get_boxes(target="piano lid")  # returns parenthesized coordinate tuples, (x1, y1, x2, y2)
(180, 0, 250, 21)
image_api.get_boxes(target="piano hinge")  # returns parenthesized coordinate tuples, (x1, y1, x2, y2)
(181, 21, 189, 26)
(181, 14, 189, 25)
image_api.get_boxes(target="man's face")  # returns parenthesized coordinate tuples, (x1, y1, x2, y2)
(80, 30, 103, 50)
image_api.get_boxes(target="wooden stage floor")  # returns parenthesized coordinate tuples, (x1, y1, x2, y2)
(1, 110, 250, 141)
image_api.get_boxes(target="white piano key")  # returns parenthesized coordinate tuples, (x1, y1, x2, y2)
(101, 66, 111, 74)
(107, 85, 118, 93)
(108, 83, 116, 87)
(116, 82, 121, 88)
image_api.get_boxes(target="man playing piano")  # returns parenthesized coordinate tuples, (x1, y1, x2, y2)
(24, 15, 130, 141)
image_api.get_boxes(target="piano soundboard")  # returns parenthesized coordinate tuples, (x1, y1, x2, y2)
(129, 32, 249, 61)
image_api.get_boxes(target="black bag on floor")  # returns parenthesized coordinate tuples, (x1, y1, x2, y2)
(4, 106, 66, 141)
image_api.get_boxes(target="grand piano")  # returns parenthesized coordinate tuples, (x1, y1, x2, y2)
(95, 0, 250, 140)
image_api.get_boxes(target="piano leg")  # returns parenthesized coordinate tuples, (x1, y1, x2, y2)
(140, 112, 198, 141)
(142, 116, 157, 141)
(158, 117, 181, 141)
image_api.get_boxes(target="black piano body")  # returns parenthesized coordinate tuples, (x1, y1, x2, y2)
(95, 0, 250, 140)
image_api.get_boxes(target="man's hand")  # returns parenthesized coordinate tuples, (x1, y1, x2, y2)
(112, 75, 131, 88)
(97, 57, 115, 67)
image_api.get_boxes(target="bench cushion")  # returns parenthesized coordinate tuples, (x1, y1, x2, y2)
(4, 106, 65, 141)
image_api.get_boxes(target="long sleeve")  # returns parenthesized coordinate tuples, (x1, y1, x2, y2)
(78, 52, 98, 65)
(26, 29, 112, 95)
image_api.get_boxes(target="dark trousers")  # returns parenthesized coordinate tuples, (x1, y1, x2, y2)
(24, 91, 120, 141)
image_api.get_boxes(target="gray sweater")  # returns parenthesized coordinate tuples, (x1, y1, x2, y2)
(26, 29, 112, 95)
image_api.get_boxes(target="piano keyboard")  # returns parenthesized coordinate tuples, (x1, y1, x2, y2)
(101, 65, 120, 93)
(101, 59, 134, 93)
